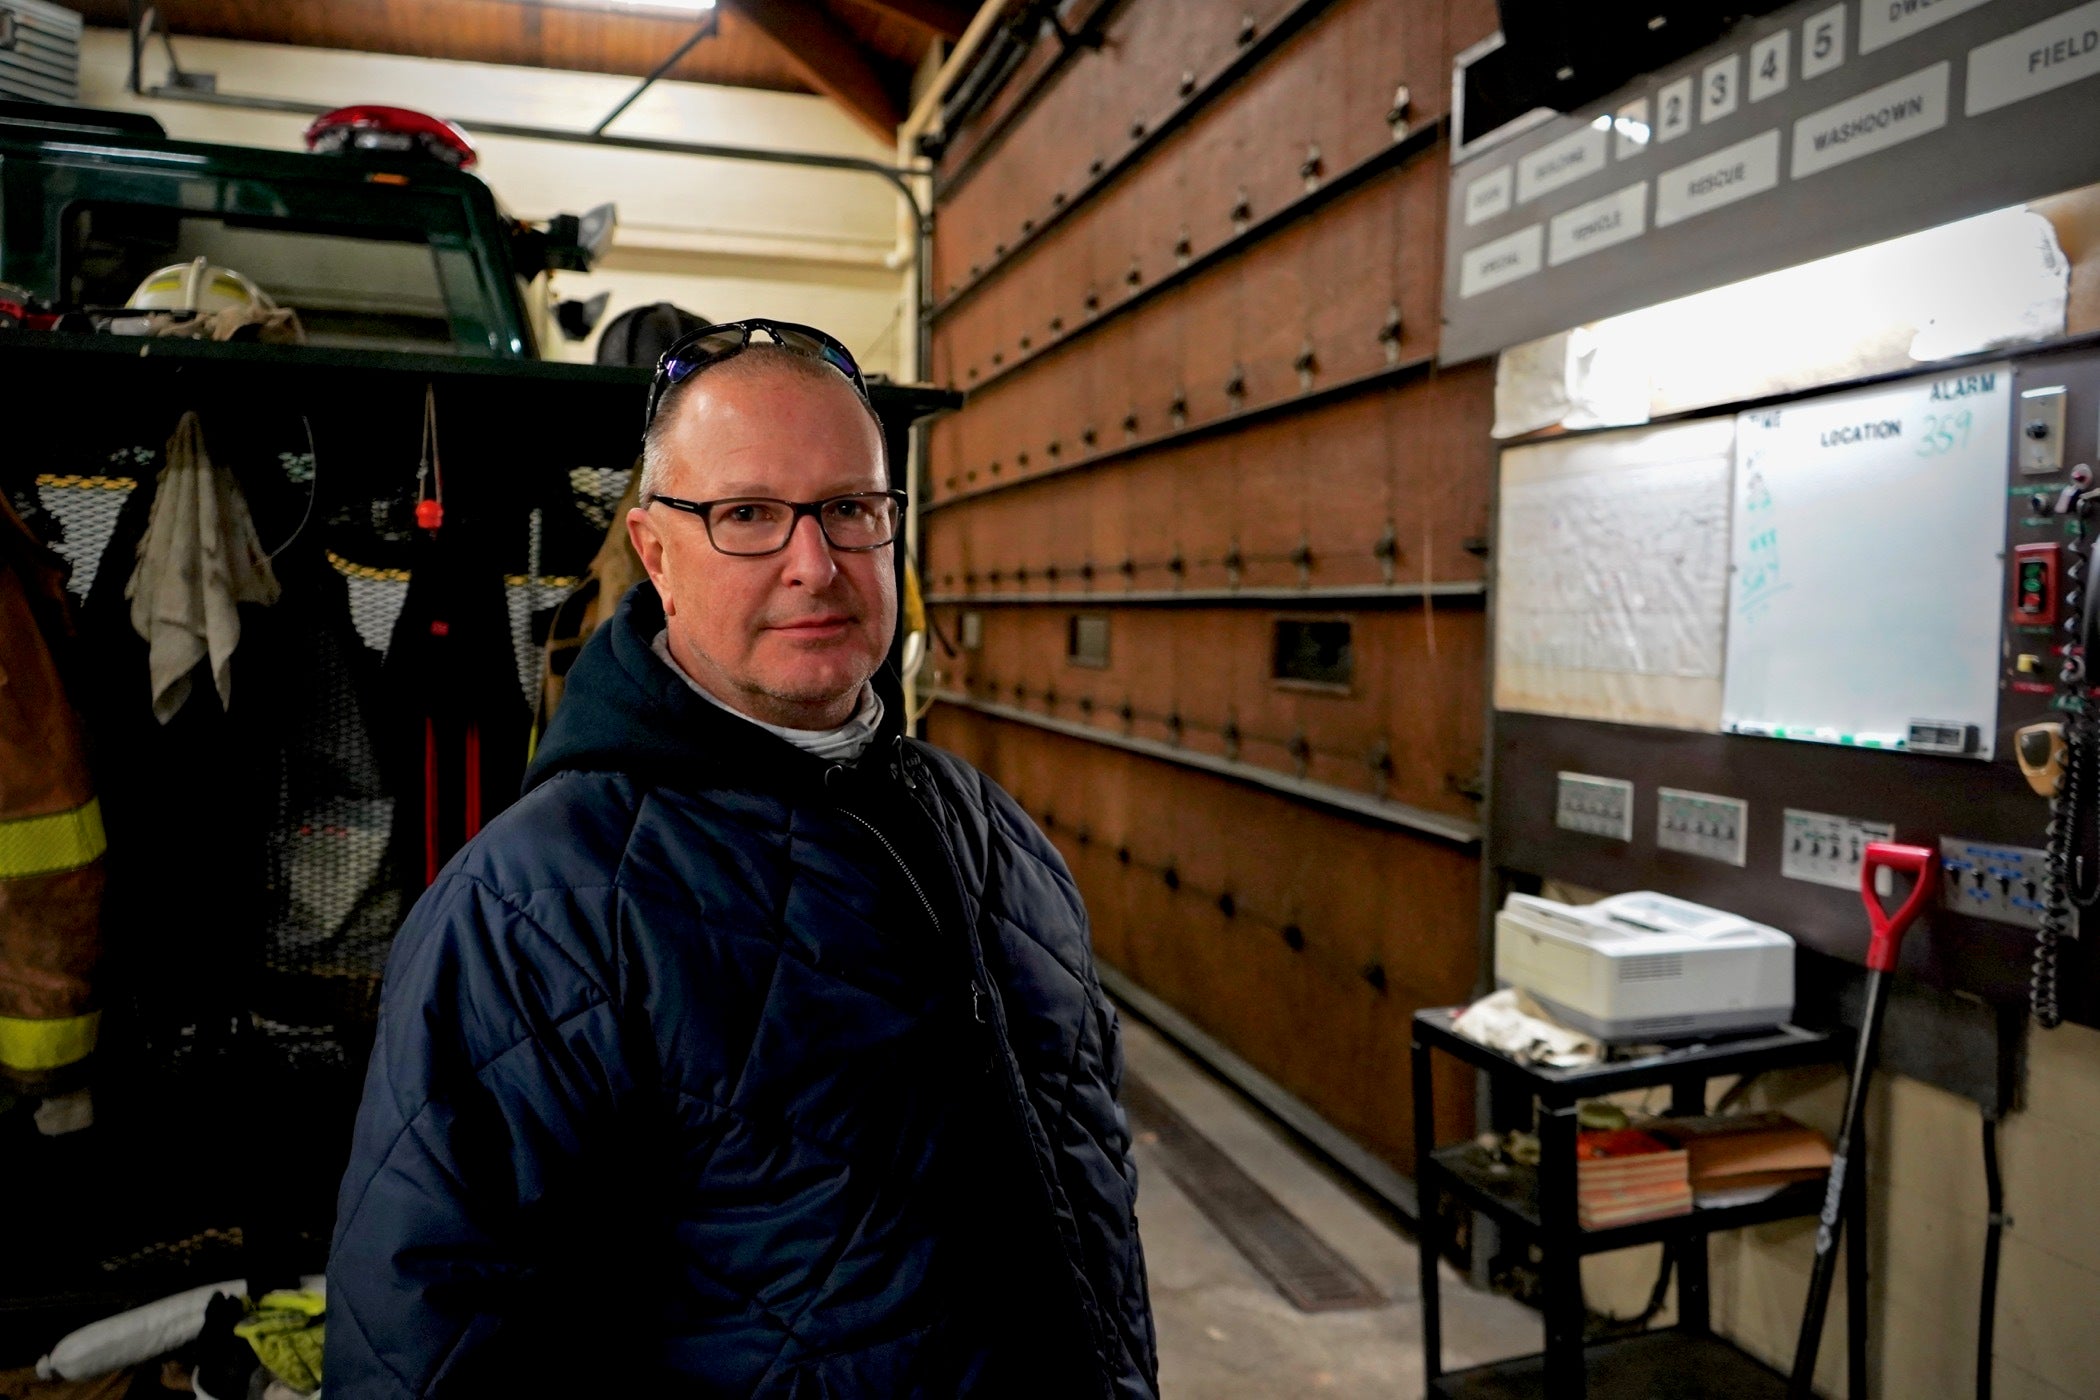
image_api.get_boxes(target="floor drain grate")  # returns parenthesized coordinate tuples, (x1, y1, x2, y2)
(1122, 1073, 1385, 1313)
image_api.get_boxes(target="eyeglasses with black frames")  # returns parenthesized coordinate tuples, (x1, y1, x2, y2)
(647, 490, 906, 557)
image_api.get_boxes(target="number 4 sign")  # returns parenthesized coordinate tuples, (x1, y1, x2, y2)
(1749, 30, 1789, 102)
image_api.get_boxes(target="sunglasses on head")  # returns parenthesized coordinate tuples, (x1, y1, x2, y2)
(644, 319, 870, 430)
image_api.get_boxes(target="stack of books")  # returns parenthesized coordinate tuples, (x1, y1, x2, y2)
(1575, 1128, 1691, 1229)
(1644, 1112, 1834, 1208)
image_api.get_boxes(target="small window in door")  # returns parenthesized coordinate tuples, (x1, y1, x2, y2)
(1271, 617, 1352, 690)
(1068, 614, 1110, 668)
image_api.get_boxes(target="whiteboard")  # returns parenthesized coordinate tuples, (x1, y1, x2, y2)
(1495, 417, 1736, 732)
(1722, 365, 2010, 760)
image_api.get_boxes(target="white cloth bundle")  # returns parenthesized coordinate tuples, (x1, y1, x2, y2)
(1452, 988, 1603, 1068)
(126, 411, 281, 724)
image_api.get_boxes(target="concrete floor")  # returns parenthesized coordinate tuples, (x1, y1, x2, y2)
(1123, 1018, 1540, 1398)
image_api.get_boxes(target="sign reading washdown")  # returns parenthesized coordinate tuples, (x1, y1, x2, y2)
(1792, 62, 1950, 177)
(1440, 0, 2100, 363)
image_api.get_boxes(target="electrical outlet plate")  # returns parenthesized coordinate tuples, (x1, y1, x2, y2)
(1782, 809, 1895, 892)
(1939, 837, 2048, 930)
(1556, 771, 1633, 841)
(1657, 788, 1747, 866)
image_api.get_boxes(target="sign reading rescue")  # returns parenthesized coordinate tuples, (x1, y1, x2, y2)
(1441, 0, 2100, 365)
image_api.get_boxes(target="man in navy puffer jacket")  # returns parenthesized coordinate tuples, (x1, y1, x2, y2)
(325, 322, 1158, 1397)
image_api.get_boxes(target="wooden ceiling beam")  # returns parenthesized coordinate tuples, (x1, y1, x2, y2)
(841, 0, 975, 41)
(728, 0, 904, 139)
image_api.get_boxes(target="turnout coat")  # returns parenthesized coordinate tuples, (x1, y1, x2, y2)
(326, 583, 1158, 1398)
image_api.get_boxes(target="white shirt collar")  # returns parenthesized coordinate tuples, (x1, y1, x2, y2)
(651, 629, 883, 762)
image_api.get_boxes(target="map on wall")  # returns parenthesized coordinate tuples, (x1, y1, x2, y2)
(1495, 417, 1736, 731)
(1722, 365, 2011, 759)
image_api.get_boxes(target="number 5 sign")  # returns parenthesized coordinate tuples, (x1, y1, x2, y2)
(1802, 4, 1847, 80)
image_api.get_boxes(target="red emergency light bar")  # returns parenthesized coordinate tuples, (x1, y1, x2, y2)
(304, 106, 478, 170)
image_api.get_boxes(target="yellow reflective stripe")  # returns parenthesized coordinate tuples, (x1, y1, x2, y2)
(0, 798, 107, 879)
(0, 1008, 99, 1072)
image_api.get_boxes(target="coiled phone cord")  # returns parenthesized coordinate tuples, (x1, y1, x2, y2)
(2036, 494, 2100, 1027)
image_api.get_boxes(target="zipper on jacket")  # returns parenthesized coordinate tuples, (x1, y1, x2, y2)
(829, 771, 990, 1024)
(888, 743, 1122, 1400)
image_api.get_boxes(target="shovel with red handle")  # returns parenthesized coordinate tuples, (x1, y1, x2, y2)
(1788, 840, 1938, 1397)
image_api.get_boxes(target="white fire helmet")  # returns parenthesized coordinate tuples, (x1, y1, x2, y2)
(126, 257, 276, 317)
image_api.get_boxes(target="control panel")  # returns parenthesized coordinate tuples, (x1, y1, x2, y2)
(2012, 543, 2060, 628)
(2003, 380, 2079, 721)
(1939, 837, 2048, 931)
(1782, 809, 1895, 893)
(1657, 788, 1747, 866)
(1555, 771, 1633, 841)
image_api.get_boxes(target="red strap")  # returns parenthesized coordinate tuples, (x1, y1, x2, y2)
(1860, 842, 1937, 973)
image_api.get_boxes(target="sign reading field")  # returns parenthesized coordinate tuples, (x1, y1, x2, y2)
(1442, 0, 2100, 364)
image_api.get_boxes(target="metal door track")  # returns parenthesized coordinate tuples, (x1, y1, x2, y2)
(1121, 1074, 1383, 1313)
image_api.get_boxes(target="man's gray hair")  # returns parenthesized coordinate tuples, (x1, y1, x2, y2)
(638, 345, 886, 503)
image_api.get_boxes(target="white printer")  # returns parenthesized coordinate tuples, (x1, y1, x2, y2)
(1494, 891, 1795, 1042)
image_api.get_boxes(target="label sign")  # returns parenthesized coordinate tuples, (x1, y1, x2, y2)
(1549, 182, 1649, 264)
(1791, 61, 1950, 176)
(1516, 124, 1610, 202)
(1967, 0, 2100, 114)
(1860, 0, 1997, 52)
(1443, 0, 2100, 365)
(1459, 224, 1544, 298)
(1466, 166, 1514, 225)
(1656, 130, 1782, 226)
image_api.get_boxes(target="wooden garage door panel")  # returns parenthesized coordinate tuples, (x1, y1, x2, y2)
(1120, 447, 1181, 584)
(1175, 269, 1242, 435)
(1304, 176, 1402, 389)
(1325, 0, 1412, 175)
(939, 606, 1482, 818)
(1124, 301, 1183, 444)
(925, 367, 1495, 590)
(936, 0, 1438, 334)
(921, 712, 1478, 1173)
(1230, 422, 1310, 591)
(1390, 366, 1496, 582)
(934, 0, 1113, 182)
(1130, 143, 1192, 295)
(1040, 487, 1090, 592)
(926, 414, 960, 493)
(1080, 454, 1132, 583)
(1298, 395, 1391, 590)
(1075, 181, 1133, 315)
(936, 0, 1286, 288)
(1393, 154, 1448, 365)
(1381, 605, 1487, 811)
(1175, 97, 1247, 264)
(1235, 220, 1317, 411)
(1205, 34, 1311, 248)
